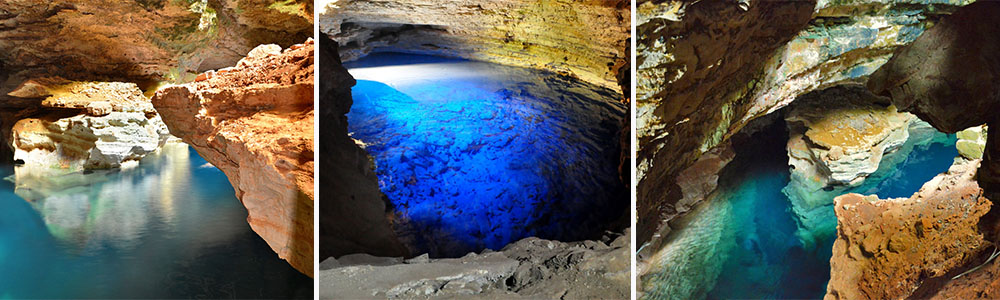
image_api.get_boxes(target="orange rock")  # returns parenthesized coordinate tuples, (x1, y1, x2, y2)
(826, 158, 992, 299)
(152, 40, 315, 276)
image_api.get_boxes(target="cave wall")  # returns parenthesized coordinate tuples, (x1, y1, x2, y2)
(0, 0, 311, 84)
(319, 0, 630, 92)
(635, 0, 970, 247)
(152, 40, 316, 276)
(318, 35, 409, 260)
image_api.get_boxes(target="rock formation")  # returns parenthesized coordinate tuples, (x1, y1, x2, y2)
(635, 0, 970, 245)
(785, 85, 913, 188)
(318, 35, 409, 260)
(320, 0, 630, 91)
(826, 158, 992, 299)
(0, 0, 312, 82)
(319, 233, 629, 299)
(867, 0, 1000, 194)
(151, 40, 315, 276)
(6, 79, 169, 172)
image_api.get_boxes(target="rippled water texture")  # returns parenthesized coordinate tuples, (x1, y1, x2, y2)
(0, 143, 311, 299)
(642, 120, 958, 300)
(345, 53, 626, 257)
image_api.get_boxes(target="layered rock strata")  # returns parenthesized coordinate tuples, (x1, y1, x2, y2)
(318, 35, 408, 260)
(867, 0, 1000, 194)
(781, 85, 918, 247)
(636, 0, 970, 245)
(826, 158, 992, 299)
(319, 233, 629, 299)
(151, 40, 314, 276)
(6, 79, 170, 171)
(785, 85, 913, 188)
(320, 0, 629, 91)
(0, 0, 312, 82)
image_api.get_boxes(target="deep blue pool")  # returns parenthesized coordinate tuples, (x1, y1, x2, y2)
(0, 144, 311, 299)
(344, 53, 626, 257)
(641, 120, 958, 300)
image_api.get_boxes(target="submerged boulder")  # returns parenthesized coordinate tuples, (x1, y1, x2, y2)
(7, 79, 170, 171)
(152, 40, 315, 276)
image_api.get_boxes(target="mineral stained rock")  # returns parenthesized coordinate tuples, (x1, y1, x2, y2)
(319, 234, 629, 299)
(321, 0, 630, 91)
(867, 1, 1000, 193)
(785, 85, 913, 188)
(780, 85, 916, 247)
(635, 0, 970, 245)
(318, 35, 408, 260)
(8, 80, 170, 171)
(151, 40, 314, 276)
(826, 158, 992, 300)
(0, 0, 312, 82)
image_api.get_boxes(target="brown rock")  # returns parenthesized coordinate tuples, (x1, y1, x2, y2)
(826, 158, 992, 300)
(322, 0, 629, 91)
(151, 40, 315, 276)
(317, 35, 409, 261)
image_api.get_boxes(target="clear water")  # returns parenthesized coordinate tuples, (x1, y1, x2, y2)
(642, 121, 958, 300)
(345, 53, 626, 257)
(0, 143, 311, 299)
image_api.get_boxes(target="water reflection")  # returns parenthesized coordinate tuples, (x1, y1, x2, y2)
(0, 142, 311, 298)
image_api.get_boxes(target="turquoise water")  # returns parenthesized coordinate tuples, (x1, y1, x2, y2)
(643, 121, 958, 299)
(0, 144, 311, 299)
(345, 53, 626, 257)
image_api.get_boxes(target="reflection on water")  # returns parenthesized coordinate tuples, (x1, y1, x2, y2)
(641, 121, 959, 300)
(0, 143, 311, 299)
(346, 53, 626, 257)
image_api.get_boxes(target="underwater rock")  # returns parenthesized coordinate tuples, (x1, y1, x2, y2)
(635, 0, 969, 244)
(321, 0, 629, 91)
(8, 80, 170, 171)
(826, 158, 992, 300)
(319, 233, 629, 299)
(317, 35, 408, 260)
(151, 40, 315, 276)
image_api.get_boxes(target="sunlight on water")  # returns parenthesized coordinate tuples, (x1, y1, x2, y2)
(0, 143, 310, 299)
(345, 53, 626, 257)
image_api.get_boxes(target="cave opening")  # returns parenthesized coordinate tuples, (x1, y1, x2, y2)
(642, 85, 960, 299)
(343, 52, 627, 258)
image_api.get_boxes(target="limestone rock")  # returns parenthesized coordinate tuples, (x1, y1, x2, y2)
(319, 234, 630, 299)
(317, 35, 409, 261)
(0, 0, 312, 82)
(8, 81, 170, 171)
(321, 0, 629, 91)
(865, 1, 1000, 194)
(956, 125, 987, 160)
(635, 0, 969, 244)
(151, 40, 315, 276)
(785, 85, 913, 188)
(825, 158, 992, 300)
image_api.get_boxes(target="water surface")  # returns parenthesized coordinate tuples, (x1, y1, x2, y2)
(0, 143, 311, 299)
(345, 53, 626, 257)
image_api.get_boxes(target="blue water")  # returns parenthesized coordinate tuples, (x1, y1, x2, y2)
(0, 144, 311, 299)
(706, 124, 958, 299)
(345, 53, 626, 257)
(640, 121, 959, 300)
